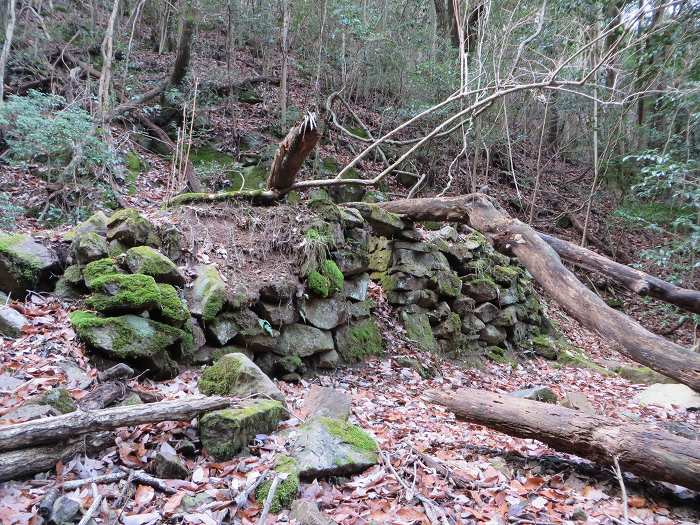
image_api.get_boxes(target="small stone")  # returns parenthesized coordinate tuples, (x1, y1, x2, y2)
(198, 352, 285, 402)
(479, 324, 506, 345)
(451, 295, 476, 316)
(461, 313, 486, 334)
(344, 273, 370, 301)
(301, 387, 351, 421)
(0, 306, 29, 338)
(50, 496, 81, 525)
(350, 203, 405, 237)
(290, 500, 337, 525)
(258, 301, 298, 327)
(511, 386, 558, 403)
(71, 231, 109, 265)
(474, 302, 498, 323)
(56, 359, 92, 389)
(150, 451, 190, 479)
(34, 387, 76, 414)
(368, 236, 392, 272)
(463, 277, 498, 302)
(317, 349, 339, 369)
(561, 391, 595, 414)
(632, 383, 700, 410)
(571, 509, 588, 522)
(277, 324, 334, 357)
(395, 356, 435, 379)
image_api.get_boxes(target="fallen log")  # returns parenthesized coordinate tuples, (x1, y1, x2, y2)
(267, 113, 321, 191)
(425, 388, 700, 491)
(0, 433, 114, 482)
(538, 232, 700, 315)
(0, 396, 231, 452)
(375, 194, 700, 391)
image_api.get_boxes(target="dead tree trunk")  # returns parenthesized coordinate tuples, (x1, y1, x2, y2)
(539, 232, 700, 315)
(426, 388, 700, 491)
(170, 11, 195, 86)
(0, 396, 230, 452)
(376, 194, 700, 391)
(267, 113, 321, 191)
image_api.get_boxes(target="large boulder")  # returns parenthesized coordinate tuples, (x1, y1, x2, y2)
(277, 324, 334, 357)
(188, 265, 228, 321)
(343, 273, 370, 301)
(123, 246, 185, 286)
(300, 296, 349, 330)
(333, 318, 384, 362)
(0, 233, 60, 295)
(199, 399, 285, 460)
(0, 305, 28, 338)
(197, 352, 285, 402)
(69, 311, 184, 378)
(106, 208, 159, 248)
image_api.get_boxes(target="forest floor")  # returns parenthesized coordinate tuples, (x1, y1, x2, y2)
(1, 43, 699, 525)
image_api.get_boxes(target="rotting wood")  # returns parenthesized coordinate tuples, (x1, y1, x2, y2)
(425, 388, 700, 491)
(538, 232, 700, 315)
(0, 396, 231, 453)
(267, 113, 322, 191)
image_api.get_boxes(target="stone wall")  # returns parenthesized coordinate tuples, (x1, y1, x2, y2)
(51, 200, 552, 379)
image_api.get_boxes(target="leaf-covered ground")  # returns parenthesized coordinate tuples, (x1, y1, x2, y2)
(1, 283, 698, 525)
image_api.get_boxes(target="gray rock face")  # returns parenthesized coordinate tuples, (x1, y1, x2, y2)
(277, 324, 334, 357)
(290, 500, 337, 525)
(386, 289, 438, 308)
(461, 313, 486, 334)
(511, 386, 558, 403)
(207, 308, 264, 346)
(197, 352, 285, 402)
(286, 417, 379, 480)
(0, 233, 60, 295)
(316, 349, 339, 369)
(300, 297, 349, 330)
(258, 301, 298, 327)
(150, 451, 190, 479)
(0, 306, 28, 338)
(0, 373, 23, 391)
(474, 302, 498, 323)
(332, 249, 369, 276)
(462, 278, 499, 302)
(0, 404, 59, 422)
(344, 273, 370, 301)
(301, 386, 351, 421)
(199, 399, 285, 460)
(479, 324, 507, 344)
(392, 248, 450, 278)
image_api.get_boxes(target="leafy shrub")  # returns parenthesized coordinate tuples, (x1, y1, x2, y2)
(0, 192, 23, 230)
(0, 90, 113, 177)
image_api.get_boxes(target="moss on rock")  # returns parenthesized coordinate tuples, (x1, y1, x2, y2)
(190, 265, 227, 321)
(319, 417, 378, 453)
(124, 246, 184, 285)
(307, 271, 331, 298)
(255, 455, 300, 513)
(334, 318, 384, 362)
(321, 260, 344, 293)
(198, 354, 243, 396)
(83, 258, 121, 289)
(156, 283, 189, 327)
(86, 273, 162, 314)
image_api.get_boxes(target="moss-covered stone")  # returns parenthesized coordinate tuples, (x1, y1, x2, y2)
(71, 232, 109, 265)
(321, 259, 344, 294)
(189, 265, 227, 321)
(156, 284, 189, 327)
(431, 270, 462, 298)
(334, 318, 384, 362)
(197, 352, 285, 401)
(0, 232, 59, 294)
(124, 246, 184, 285)
(613, 364, 676, 385)
(462, 277, 499, 302)
(31, 387, 76, 414)
(106, 208, 159, 248)
(255, 456, 300, 513)
(69, 311, 183, 378)
(400, 310, 437, 352)
(307, 271, 331, 298)
(86, 273, 162, 314)
(199, 399, 285, 460)
(492, 265, 521, 285)
(83, 258, 121, 289)
(63, 211, 108, 242)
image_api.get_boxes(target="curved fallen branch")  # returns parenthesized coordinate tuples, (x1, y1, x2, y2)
(426, 388, 700, 491)
(0, 396, 231, 452)
(167, 189, 278, 206)
(539, 232, 700, 315)
(374, 194, 700, 391)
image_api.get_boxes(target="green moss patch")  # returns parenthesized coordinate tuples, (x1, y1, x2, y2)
(86, 273, 162, 314)
(156, 284, 189, 326)
(334, 318, 384, 362)
(307, 271, 330, 298)
(83, 257, 120, 288)
(319, 417, 378, 453)
(255, 455, 300, 513)
(198, 354, 243, 396)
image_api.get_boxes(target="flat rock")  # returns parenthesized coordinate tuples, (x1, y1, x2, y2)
(290, 500, 337, 525)
(277, 323, 334, 357)
(562, 391, 595, 414)
(300, 386, 351, 421)
(198, 352, 285, 402)
(199, 399, 285, 460)
(286, 417, 379, 480)
(0, 404, 59, 422)
(0, 306, 29, 338)
(300, 296, 348, 330)
(632, 383, 700, 410)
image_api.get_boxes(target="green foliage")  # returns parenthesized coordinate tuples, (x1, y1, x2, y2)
(0, 192, 23, 230)
(0, 91, 113, 177)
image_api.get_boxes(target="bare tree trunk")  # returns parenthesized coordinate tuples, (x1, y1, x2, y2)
(268, 113, 321, 191)
(0, 0, 16, 105)
(426, 388, 700, 491)
(280, 0, 290, 128)
(97, 0, 121, 121)
(170, 9, 195, 86)
(375, 194, 700, 391)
